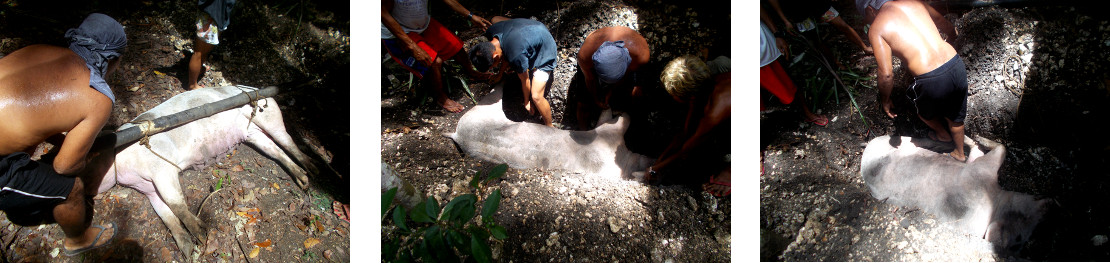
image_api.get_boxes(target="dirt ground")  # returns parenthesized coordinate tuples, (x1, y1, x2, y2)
(761, 0, 1110, 261)
(380, 0, 732, 262)
(0, 1, 349, 262)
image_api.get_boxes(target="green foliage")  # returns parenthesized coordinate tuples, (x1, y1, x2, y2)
(381, 164, 510, 262)
(780, 30, 873, 129)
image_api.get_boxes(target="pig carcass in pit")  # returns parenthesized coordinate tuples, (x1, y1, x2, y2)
(97, 85, 317, 255)
(445, 85, 653, 179)
(860, 135, 1050, 251)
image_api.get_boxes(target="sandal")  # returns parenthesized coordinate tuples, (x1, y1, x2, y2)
(64, 223, 116, 256)
(701, 176, 731, 197)
(333, 201, 350, 223)
(804, 115, 829, 126)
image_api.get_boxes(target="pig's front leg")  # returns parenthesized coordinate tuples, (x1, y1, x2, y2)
(144, 190, 199, 256)
(151, 169, 208, 245)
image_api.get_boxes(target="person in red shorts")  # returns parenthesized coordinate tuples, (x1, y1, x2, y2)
(382, 0, 493, 112)
(761, 7, 827, 126)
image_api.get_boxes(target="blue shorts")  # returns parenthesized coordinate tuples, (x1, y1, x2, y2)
(907, 55, 969, 123)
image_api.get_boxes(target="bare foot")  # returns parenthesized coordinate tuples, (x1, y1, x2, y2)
(438, 98, 465, 113)
(947, 151, 967, 162)
(701, 169, 731, 197)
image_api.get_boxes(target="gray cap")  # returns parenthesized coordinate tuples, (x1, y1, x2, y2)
(65, 13, 127, 103)
(591, 41, 632, 84)
(856, 0, 891, 17)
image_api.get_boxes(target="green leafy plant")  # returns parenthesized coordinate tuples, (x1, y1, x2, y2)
(780, 28, 873, 134)
(382, 164, 509, 263)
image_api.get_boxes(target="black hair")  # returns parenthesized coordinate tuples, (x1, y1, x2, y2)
(469, 41, 496, 72)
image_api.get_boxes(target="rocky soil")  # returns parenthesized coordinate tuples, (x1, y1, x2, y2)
(762, 1, 1110, 261)
(381, 0, 731, 262)
(0, 1, 349, 262)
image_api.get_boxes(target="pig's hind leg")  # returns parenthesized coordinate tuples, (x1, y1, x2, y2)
(244, 124, 311, 188)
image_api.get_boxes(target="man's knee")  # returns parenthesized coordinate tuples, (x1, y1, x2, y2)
(70, 178, 85, 198)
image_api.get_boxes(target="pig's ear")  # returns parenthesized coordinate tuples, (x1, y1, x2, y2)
(967, 144, 1006, 179)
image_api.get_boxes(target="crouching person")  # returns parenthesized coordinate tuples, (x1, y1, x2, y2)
(0, 13, 126, 256)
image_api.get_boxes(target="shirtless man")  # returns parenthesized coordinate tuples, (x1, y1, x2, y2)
(858, 0, 969, 161)
(574, 26, 650, 129)
(645, 55, 731, 196)
(0, 13, 125, 256)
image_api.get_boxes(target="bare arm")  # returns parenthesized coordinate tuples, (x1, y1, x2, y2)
(382, 1, 432, 66)
(51, 110, 109, 175)
(577, 41, 606, 108)
(518, 71, 531, 95)
(651, 82, 731, 176)
(442, 0, 492, 30)
(923, 2, 958, 45)
(870, 28, 896, 118)
(761, 7, 790, 59)
(766, 0, 794, 34)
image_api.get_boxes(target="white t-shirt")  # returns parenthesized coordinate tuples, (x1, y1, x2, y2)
(760, 21, 782, 67)
(381, 0, 432, 39)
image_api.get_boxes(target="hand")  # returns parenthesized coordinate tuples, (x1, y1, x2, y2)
(881, 98, 897, 118)
(470, 15, 492, 31)
(594, 98, 609, 110)
(408, 43, 433, 66)
(487, 72, 502, 84)
(775, 37, 790, 60)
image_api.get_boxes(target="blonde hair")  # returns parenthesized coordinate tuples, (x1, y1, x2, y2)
(660, 55, 710, 100)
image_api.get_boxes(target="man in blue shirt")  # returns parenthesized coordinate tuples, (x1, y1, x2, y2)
(469, 17, 558, 126)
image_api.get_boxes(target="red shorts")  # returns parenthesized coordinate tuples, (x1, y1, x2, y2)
(759, 60, 797, 110)
(383, 18, 464, 78)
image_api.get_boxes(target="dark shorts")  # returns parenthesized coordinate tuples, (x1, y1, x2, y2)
(908, 55, 969, 123)
(0, 152, 74, 226)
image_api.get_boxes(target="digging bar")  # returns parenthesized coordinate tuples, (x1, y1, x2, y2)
(97, 85, 280, 149)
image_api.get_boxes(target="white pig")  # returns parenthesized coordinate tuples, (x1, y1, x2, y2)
(860, 135, 1049, 252)
(445, 85, 654, 180)
(96, 85, 316, 255)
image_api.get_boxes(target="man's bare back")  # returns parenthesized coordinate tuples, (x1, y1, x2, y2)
(862, 0, 971, 162)
(868, 0, 957, 76)
(578, 26, 651, 76)
(0, 44, 113, 174)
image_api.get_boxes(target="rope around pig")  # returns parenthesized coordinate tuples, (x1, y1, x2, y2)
(131, 119, 184, 171)
(130, 87, 268, 171)
(234, 85, 269, 131)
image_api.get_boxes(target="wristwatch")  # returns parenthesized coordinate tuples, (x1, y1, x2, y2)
(648, 166, 658, 178)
